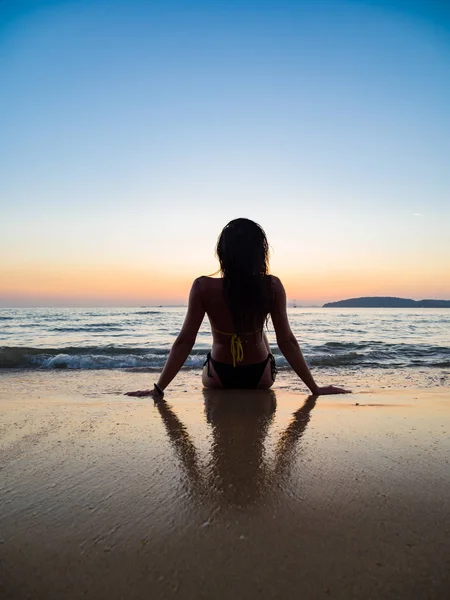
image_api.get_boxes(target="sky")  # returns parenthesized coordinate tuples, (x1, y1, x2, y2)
(1, 0, 449, 306)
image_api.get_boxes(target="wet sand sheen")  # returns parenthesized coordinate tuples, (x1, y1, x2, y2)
(1, 374, 449, 599)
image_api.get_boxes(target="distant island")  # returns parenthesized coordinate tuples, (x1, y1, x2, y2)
(323, 296, 450, 308)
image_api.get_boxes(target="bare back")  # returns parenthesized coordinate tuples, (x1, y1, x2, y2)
(200, 276, 272, 365)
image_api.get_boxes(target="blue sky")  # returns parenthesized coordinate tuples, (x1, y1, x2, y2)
(1, 0, 449, 305)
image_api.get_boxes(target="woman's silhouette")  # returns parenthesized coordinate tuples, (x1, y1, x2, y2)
(126, 218, 349, 398)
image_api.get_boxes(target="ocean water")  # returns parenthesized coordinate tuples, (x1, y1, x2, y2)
(1, 307, 449, 391)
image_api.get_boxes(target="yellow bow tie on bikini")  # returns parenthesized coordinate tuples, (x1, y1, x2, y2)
(213, 328, 263, 367)
(230, 334, 244, 367)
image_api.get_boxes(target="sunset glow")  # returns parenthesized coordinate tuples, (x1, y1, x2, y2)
(1, 0, 449, 306)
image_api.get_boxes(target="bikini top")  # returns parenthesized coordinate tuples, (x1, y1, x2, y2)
(212, 328, 263, 367)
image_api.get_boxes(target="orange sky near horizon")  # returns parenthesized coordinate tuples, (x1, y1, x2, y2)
(1, 261, 449, 307)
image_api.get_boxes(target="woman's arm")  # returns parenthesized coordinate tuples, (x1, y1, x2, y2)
(270, 276, 349, 395)
(126, 278, 206, 397)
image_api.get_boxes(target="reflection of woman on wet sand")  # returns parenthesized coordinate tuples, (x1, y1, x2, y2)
(154, 389, 317, 508)
(127, 218, 349, 398)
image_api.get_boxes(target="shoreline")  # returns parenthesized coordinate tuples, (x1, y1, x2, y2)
(1, 376, 449, 599)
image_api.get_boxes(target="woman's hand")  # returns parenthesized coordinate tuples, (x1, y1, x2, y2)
(316, 385, 351, 395)
(125, 389, 162, 399)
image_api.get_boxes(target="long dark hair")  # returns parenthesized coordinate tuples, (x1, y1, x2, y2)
(216, 218, 272, 335)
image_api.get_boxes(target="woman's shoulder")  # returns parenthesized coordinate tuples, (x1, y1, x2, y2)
(267, 274, 283, 289)
(194, 275, 221, 283)
(192, 276, 222, 292)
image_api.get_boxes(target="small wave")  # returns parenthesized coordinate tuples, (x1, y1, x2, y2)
(51, 325, 124, 332)
(310, 352, 363, 367)
(42, 353, 158, 370)
(427, 360, 450, 368)
(322, 341, 370, 349)
(136, 311, 160, 315)
(0, 346, 171, 369)
(0, 316, 13, 321)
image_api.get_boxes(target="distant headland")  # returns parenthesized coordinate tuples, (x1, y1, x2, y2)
(323, 296, 450, 308)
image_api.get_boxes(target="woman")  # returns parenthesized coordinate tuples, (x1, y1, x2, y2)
(126, 218, 349, 399)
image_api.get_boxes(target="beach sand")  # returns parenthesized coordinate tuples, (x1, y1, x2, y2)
(1, 370, 449, 599)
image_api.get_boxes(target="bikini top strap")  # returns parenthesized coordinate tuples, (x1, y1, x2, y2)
(212, 327, 263, 336)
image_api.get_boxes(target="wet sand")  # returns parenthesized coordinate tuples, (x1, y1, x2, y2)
(1, 372, 449, 599)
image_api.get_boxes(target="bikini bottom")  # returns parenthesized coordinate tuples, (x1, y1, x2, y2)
(204, 352, 277, 389)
